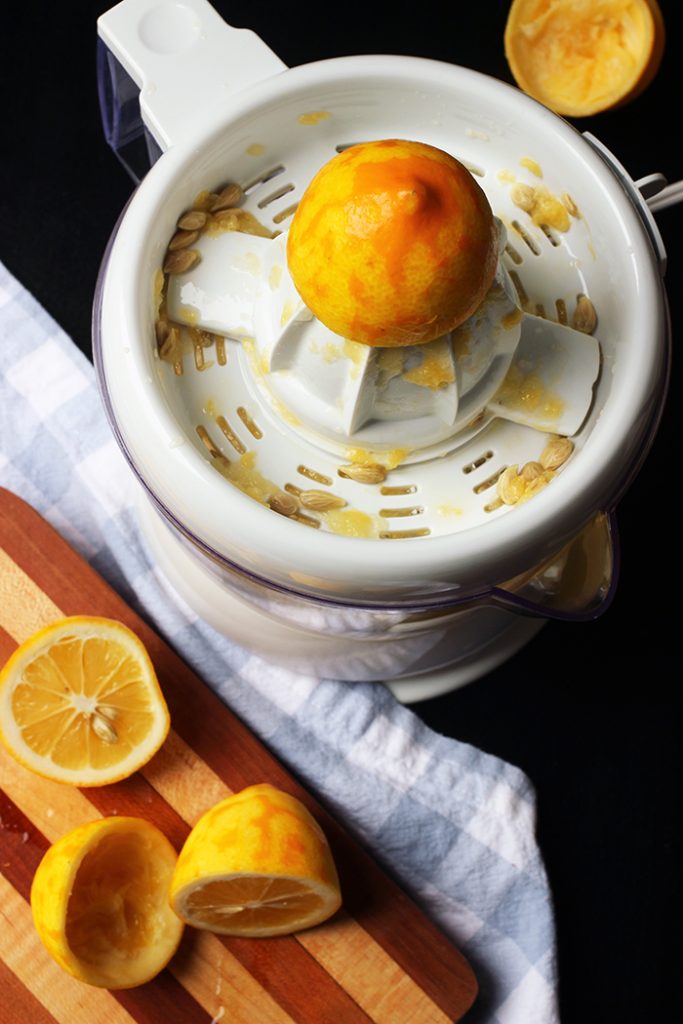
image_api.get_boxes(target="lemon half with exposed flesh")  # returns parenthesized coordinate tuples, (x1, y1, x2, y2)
(31, 816, 184, 988)
(0, 616, 169, 786)
(170, 783, 342, 937)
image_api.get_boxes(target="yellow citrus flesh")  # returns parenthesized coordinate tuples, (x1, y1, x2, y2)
(287, 139, 498, 348)
(504, 0, 665, 117)
(0, 616, 170, 786)
(170, 783, 342, 937)
(30, 817, 184, 988)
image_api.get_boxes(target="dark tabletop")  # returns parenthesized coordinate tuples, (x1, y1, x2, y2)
(2, 2, 681, 1021)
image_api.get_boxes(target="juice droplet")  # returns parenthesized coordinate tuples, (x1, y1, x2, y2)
(297, 111, 331, 126)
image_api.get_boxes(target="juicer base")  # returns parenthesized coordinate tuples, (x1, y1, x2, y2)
(137, 491, 546, 701)
(384, 616, 545, 702)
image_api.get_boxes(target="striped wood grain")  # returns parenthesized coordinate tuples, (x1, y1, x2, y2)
(0, 487, 478, 1023)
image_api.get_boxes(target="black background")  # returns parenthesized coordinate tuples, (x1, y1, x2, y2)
(2, 2, 681, 1021)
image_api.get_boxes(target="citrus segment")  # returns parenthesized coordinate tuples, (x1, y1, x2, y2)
(170, 783, 342, 936)
(0, 616, 170, 785)
(287, 139, 498, 348)
(30, 816, 184, 988)
(504, 0, 665, 116)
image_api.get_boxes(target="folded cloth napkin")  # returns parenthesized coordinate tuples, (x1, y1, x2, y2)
(0, 258, 558, 1024)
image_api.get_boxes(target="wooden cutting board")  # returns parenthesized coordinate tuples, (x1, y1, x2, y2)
(0, 488, 477, 1024)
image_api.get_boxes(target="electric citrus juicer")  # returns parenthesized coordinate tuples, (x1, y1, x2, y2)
(93, 0, 675, 700)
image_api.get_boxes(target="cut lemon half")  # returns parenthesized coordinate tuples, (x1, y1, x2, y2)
(504, 0, 665, 117)
(31, 816, 184, 988)
(170, 783, 342, 937)
(0, 616, 170, 786)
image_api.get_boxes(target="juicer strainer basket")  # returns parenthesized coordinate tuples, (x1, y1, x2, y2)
(93, 0, 673, 691)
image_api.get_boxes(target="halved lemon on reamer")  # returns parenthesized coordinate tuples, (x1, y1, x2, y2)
(0, 615, 170, 786)
(287, 138, 498, 348)
(170, 783, 342, 937)
(31, 816, 184, 988)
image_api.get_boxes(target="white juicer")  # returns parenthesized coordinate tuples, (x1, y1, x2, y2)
(93, 0, 674, 700)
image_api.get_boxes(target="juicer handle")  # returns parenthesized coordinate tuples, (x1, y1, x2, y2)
(97, 0, 286, 152)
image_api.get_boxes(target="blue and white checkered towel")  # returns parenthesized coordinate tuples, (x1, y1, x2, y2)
(0, 257, 558, 1024)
